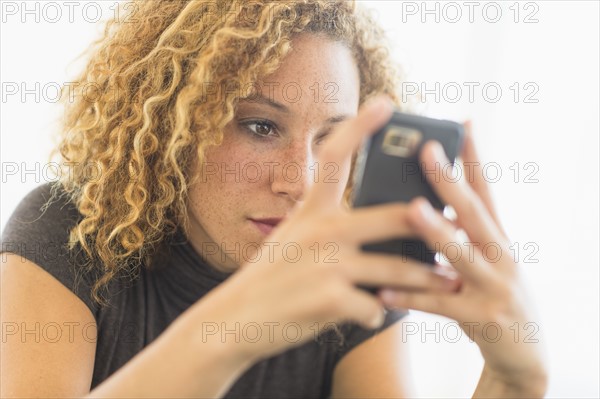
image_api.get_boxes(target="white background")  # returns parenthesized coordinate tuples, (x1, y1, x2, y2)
(1, 1, 599, 397)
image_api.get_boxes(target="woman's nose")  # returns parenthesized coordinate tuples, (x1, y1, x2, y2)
(269, 142, 315, 202)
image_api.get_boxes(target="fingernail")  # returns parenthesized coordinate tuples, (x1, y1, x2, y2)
(417, 199, 438, 226)
(380, 289, 406, 307)
(370, 310, 385, 328)
(380, 289, 397, 303)
(443, 277, 459, 291)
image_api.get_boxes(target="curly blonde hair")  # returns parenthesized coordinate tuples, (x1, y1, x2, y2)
(47, 0, 405, 306)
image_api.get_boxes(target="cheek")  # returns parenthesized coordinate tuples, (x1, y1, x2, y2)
(188, 141, 262, 225)
(203, 144, 262, 194)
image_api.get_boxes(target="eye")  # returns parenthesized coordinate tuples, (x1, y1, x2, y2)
(240, 119, 278, 138)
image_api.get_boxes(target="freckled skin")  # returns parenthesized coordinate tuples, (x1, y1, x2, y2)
(186, 33, 361, 272)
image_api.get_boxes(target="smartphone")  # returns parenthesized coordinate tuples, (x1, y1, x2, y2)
(351, 111, 464, 292)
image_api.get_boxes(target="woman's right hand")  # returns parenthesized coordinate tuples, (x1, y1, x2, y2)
(180, 96, 460, 365)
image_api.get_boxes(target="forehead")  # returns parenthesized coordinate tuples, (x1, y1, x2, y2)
(253, 33, 361, 113)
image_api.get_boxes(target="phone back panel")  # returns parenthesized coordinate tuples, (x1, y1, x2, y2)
(352, 112, 464, 266)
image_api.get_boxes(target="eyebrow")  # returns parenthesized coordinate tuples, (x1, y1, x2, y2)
(240, 94, 290, 113)
(325, 115, 350, 124)
(238, 94, 353, 124)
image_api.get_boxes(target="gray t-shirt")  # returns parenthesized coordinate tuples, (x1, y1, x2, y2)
(1, 182, 407, 398)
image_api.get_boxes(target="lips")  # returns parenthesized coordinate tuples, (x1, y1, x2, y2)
(248, 217, 284, 235)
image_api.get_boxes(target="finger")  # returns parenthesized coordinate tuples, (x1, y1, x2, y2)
(459, 121, 508, 239)
(407, 197, 499, 286)
(340, 252, 461, 293)
(420, 140, 507, 247)
(432, 261, 461, 281)
(378, 288, 465, 321)
(344, 203, 418, 244)
(344, 205, 457, 264)
(304, 95, 394, 209)
(337, 286, 387, 329)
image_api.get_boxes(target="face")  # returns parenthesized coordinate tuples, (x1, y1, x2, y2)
(186, 33, 361, 272)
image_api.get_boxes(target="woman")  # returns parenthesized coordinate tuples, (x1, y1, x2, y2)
(0, 0, 547, 397)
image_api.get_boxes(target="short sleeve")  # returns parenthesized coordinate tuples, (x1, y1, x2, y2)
(0, 182, 99, 316)
(333, 308, 409, 364)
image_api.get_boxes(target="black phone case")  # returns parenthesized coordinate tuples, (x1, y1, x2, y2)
(352, 111, 464, 293)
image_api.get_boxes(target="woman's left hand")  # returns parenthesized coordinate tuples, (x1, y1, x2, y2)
(378, 122, 547, 394)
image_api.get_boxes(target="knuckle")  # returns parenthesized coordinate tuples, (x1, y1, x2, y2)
(462, 194, 484, 218)
(320, 283, 346, 312)
(389, 205, 411, 230)
(320, 262, 344, 280)
(402, 262, 441, 289)
(422, 269, 440, 286)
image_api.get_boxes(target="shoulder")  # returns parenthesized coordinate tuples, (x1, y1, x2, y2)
(334, 308, 408, 363)
(1, 183, 98, 397)
(1, 182, 80, 249)
(331, 309, 413, 398)
(1, 182, 99, 316)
